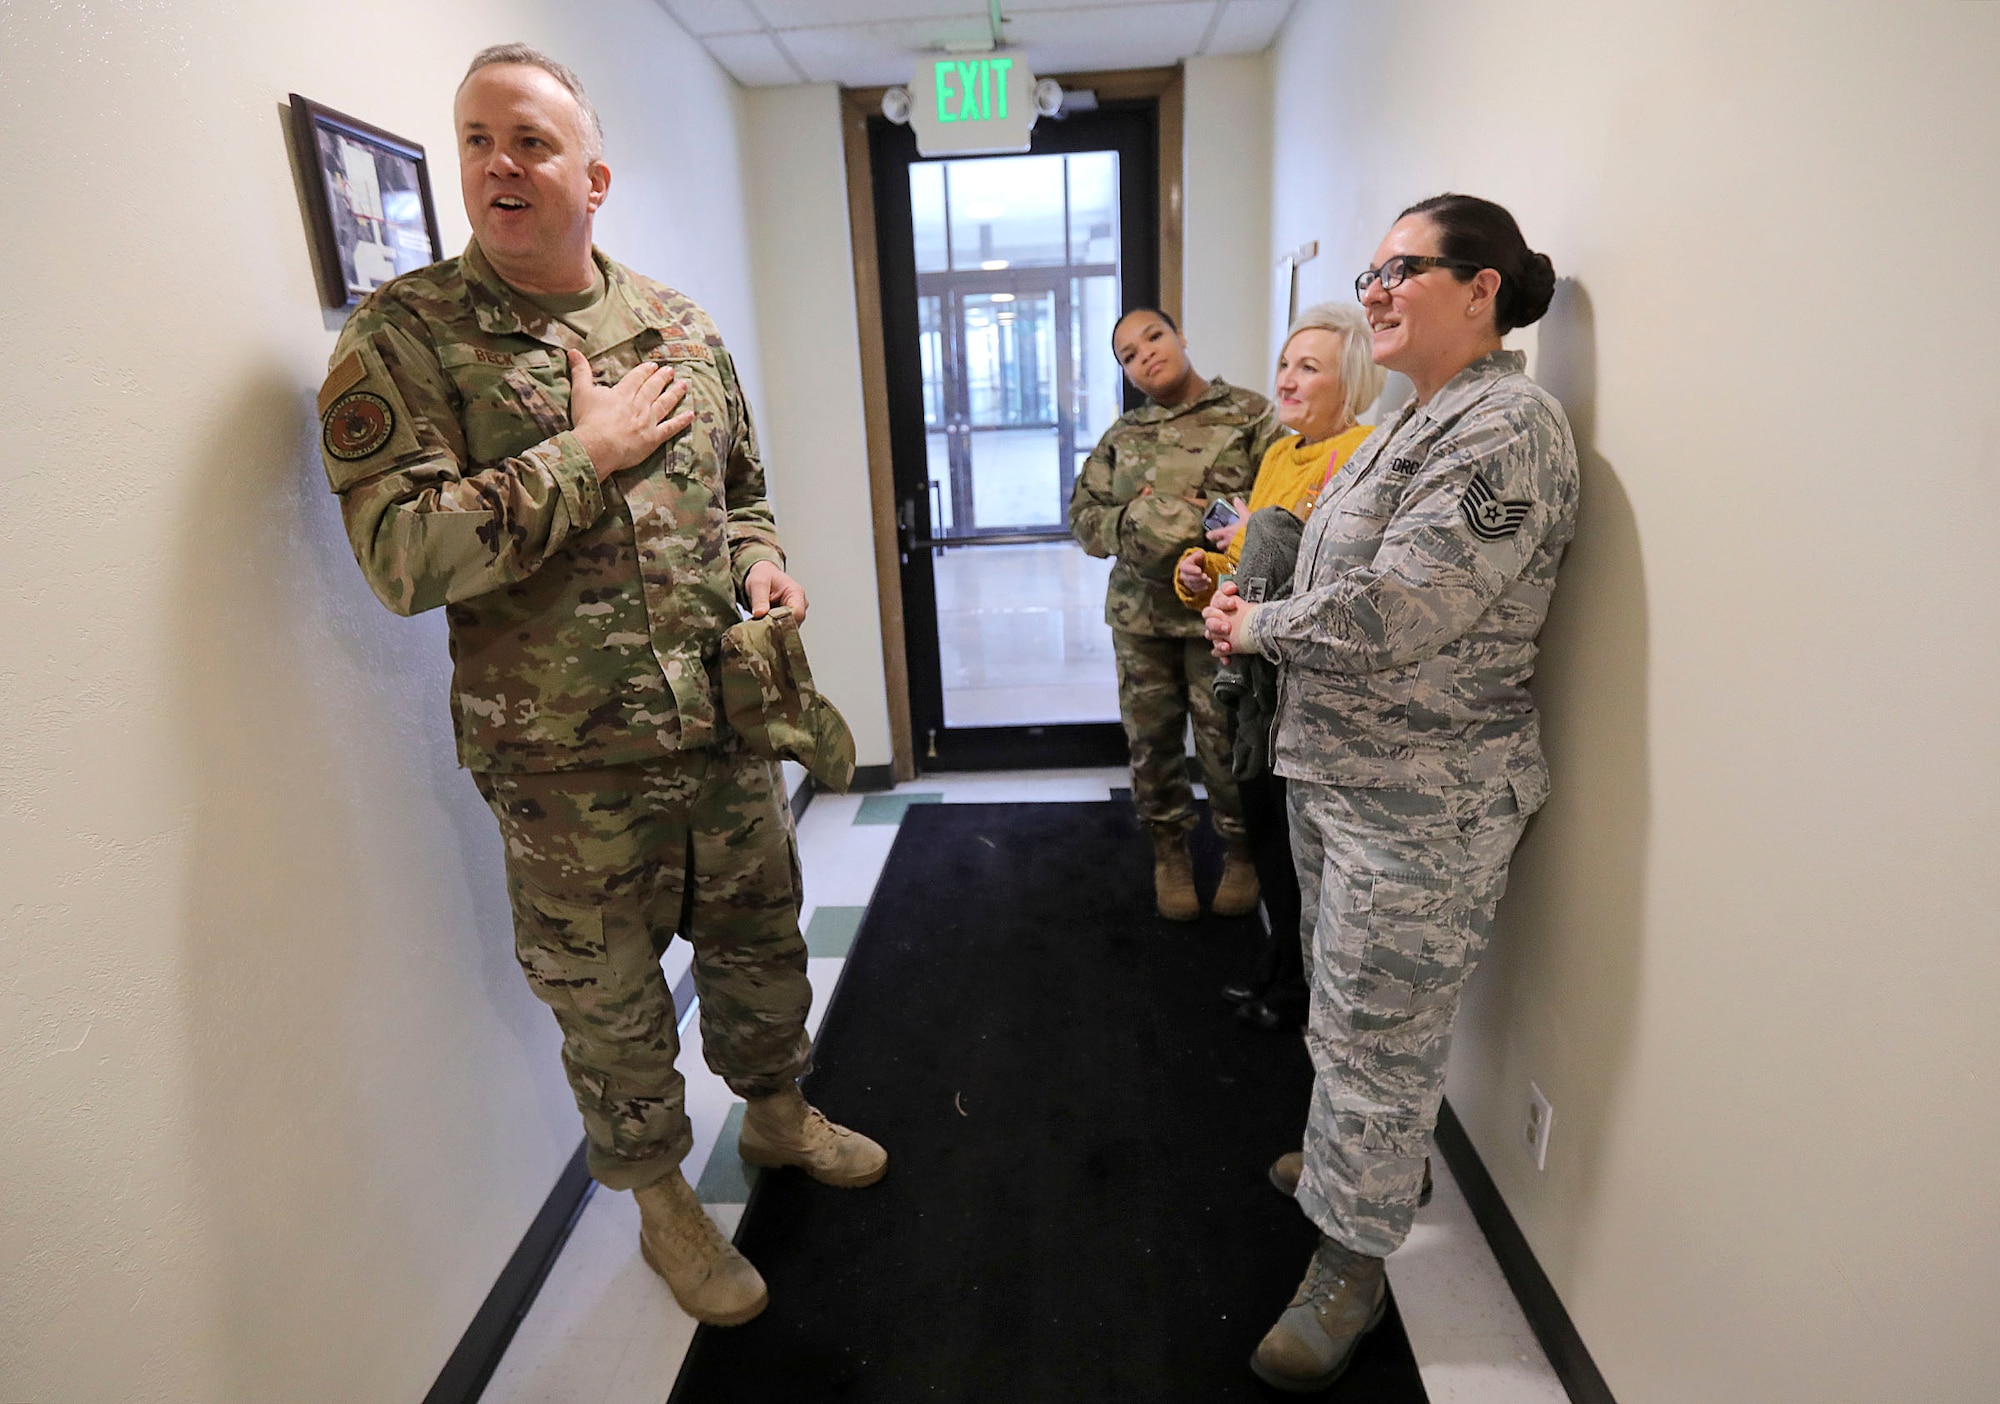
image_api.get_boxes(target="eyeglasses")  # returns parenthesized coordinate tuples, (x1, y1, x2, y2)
(1354, 254, 1484, 300)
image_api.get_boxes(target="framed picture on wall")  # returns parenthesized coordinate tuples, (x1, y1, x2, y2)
(288, 94, 445, 309)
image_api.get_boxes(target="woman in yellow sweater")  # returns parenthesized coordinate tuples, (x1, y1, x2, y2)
(1177, 302, 1386, 1030)
(1174, 302, 1384, 611)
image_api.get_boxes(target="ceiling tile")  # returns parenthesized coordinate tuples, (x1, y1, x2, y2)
(1004, 3, 1217, 75)
(660, 0, 764, 38)
(1203, 0, 1291, 54)
(782, 17, 1000, 87)
(703, 31, 805, 85)
(1004, 0, 1210, 9)
(755, 0, 986, 26)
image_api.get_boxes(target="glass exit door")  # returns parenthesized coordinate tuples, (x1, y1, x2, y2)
(873, 104, 1159, 769)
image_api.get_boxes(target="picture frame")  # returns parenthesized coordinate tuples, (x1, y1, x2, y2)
(288, 94, 445, 309)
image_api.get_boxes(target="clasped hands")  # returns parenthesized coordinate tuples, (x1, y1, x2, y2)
(1202, 580, 1253, 660)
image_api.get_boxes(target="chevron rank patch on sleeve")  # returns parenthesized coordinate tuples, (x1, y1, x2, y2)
(1460, 470, 1532, 541)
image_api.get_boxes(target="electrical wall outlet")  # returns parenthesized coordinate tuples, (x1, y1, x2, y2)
(1524, 1082, 1554, 1171)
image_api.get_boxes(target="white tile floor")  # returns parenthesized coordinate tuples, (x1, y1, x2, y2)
(480, 769, 1568, 1404)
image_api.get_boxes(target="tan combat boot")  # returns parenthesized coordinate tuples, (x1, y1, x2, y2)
(1150, 824, 1200, 922)
(1212, 838, 1261, 917)
(1250, 1235, 1388, 1392)
(739, 1085, 888, 1188)
(1269, 1150, 1432, 1205)
(632, 1169, 768, 1326)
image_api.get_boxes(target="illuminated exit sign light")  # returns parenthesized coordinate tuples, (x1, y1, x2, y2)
(908, 54, 1040, 156)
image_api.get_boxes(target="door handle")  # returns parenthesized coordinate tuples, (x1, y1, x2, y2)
(898, 498, 916, 561)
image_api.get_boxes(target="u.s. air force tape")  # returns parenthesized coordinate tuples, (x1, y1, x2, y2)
(1460, 470, 1532, 542)
(322, 390, 396, 461)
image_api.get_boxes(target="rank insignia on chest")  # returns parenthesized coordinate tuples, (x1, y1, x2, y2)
(322, 390, 396, 461)
(1461, 470, 1532, 541)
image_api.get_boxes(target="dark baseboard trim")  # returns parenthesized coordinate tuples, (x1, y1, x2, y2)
(850, 763, 895, 792)
(1434, 1099, 1617, 1404)
(423, 1140, 595, 1404)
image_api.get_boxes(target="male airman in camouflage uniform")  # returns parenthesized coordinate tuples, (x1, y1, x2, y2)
(1069, 309, 1284, 921)
(316, 45, 883, 1329)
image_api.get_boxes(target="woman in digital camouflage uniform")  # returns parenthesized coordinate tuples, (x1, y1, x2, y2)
(1206, 195, 1577, 1392)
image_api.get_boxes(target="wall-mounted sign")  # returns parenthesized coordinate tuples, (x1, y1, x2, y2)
(907, 55, 1040, 156)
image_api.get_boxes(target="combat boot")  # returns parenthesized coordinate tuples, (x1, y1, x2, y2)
(632, 1169, 768, 1326)
(1212, 838, 1261, 917)
(1269, 1150, 1433, 1206)
(739, 1084, 888, 1187)
(1250, 1235, 1388, 1392)
(1150, 824, 1200, 921)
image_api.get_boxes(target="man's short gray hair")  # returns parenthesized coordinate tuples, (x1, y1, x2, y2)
(462, 43, 605, 162)
(1281, 300, 1387, 426)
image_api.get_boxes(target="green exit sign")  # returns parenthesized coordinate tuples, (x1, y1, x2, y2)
(909, 53, 1039, 156)
(934, 58, 1014, 124)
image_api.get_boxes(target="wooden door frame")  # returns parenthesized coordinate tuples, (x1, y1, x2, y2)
(839, 66, 1185, 782)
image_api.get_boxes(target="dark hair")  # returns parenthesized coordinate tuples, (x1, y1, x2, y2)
(1111, 306, 1177, 349)
(1398, 194, 1555, 333)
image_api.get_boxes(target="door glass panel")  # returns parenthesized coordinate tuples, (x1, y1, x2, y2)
(969, 427, 1060, 529)
(1070, 274, 1123, 484)
(906, 147, 1128, 731)
(961, 290, 1054, 427)
(1066, 151, 1119, 265)
(917, 294, 946, 427)
(936, 544, 1117, 727)
(910, 162, 949, 273)
(927, 431, 954, 534)
(945, 154, 1067, 269)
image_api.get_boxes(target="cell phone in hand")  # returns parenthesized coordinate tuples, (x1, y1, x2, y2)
(1202, 497, 1241, 533)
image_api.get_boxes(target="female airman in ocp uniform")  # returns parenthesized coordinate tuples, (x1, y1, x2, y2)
(1069, 309, 1284, 921)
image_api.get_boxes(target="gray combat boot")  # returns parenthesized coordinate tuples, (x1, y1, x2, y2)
(739, 1084, 888, 1188)
(1150, 823, 1199, 921)
(632, 1169, 768, 1326)
(1250, 1235, 1388, 1392)
(1269, 1150, 1433, 1205)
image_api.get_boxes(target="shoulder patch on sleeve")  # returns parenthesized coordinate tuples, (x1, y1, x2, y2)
(323, 388, 397, 461)
(1460, 470, 1533, 541)
(316, 336, 425, 490)
(318, 350, 367, 416)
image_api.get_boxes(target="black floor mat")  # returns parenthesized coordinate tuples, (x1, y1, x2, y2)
(668, 800, 1428, 1403)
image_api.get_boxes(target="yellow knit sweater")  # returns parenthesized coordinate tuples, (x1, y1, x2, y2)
(1173, 422, 1374, 609)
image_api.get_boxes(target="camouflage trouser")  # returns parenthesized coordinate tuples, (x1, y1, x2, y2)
(1288, 776, 1529, 1257)
(474, 742, 812, 1192)
(1111, 629, 1245, 841)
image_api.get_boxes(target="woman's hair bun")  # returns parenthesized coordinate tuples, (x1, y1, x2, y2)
(1506, 251, 1557, 329)
(1397, 193, 1555, 333)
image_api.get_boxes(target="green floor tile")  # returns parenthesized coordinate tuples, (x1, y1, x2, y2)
(805, 905, 867, 958)
(853, 791, 943, 825)
(695, 1102, 758, 1204)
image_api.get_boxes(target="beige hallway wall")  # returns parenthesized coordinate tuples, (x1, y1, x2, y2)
(0, 5, 762, 1401)
(1266, 2, 2000, 1400)
(740, 83, 896, 770)
(1182, 54, 1276, 393)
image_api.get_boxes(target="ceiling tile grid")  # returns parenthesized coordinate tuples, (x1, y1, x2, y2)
(701, 30, 806, 85)
(658, 0, 1299, 87)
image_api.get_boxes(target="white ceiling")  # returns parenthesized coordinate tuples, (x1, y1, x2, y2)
(654, 0, 1300, 88)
